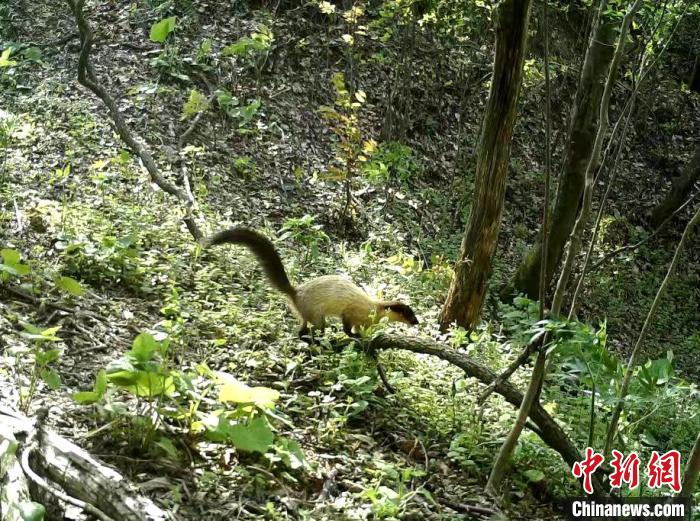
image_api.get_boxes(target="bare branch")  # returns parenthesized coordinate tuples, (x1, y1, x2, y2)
(64, 0, 203, 241)
(603, 204, 700, 455)
(368, 332, 607, 496)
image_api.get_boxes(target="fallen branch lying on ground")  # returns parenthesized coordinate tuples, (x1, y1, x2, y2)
(0, 407, 169, 521)
(369, 332, 606, 496)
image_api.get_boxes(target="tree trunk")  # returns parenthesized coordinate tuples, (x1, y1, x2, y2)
(509, 1, 618, 299)
(650, 143, 700, 227)
(680, 431, 700, 497)
(690, 55, 700, 93)
(439, 0, 532, 330)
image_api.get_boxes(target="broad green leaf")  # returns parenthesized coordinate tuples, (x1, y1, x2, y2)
(36, 349, 61, 365)
(22, 47, 42, 62)
(275, 438, 307, 470)
(130, 332, 159, 362)
(128, 371, 175, 398)
(205, 415, 233, 442)
(105, 358, 138, 385)
(1, 248, 20, 264)
(72, 391, 100, 404)
(182, 89, 209, 119)
(20, 324, 61, 342)
(228, 416, 274, 453)
(154, 436, 179, 459)
(40, 369, 61, 390)
(55, 276, 84, 296)
(95, 369, 108, 396)
(0, 264, 20, 276)
(149, 16, 177, 43)
(0, 48, 17, 68)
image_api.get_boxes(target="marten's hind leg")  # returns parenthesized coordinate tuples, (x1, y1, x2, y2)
(298, 320, 314, 344)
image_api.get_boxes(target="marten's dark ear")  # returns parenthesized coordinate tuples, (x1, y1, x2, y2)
(387, 303, 419, 325)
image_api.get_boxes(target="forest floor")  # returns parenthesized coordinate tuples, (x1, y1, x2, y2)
(1, 1, 699, 520)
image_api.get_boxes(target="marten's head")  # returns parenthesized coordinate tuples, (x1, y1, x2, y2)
(383, 302, 419, 325)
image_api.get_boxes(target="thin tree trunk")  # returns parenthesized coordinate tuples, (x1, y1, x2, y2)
(485, 0, 553, 496)
(552, 0, 643, 316)
(486, 351, 546, 496)
(369, 332, 606, 496)
(680, 431, 700, 497)
(439, 0, 532, 330)
(651, 143, 700, 227)
(509, 0, 617, 299)
(690, 54, 700, 93)
(604, 204, 700, 455)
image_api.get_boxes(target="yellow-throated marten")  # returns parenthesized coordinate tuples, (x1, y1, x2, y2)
(205, 228, 419, 340)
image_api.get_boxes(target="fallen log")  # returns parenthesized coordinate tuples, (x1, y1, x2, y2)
(369, 332, 607, 496)
(0, 407, 168, 521)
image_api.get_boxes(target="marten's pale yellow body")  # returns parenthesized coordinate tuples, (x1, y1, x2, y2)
(205, 228, 418, 341)
(293, 275, 404, 333)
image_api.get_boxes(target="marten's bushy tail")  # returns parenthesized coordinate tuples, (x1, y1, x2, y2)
(205, 227, 296, 298)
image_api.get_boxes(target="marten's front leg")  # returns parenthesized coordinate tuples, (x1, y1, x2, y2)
(342, 315, 360, 338)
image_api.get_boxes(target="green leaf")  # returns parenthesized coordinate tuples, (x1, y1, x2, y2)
(72, 391, 100, 405)
(35, 349, 61, 365)
(228, 416, 274, 453)
(40, 369, 61, 390)
(182, 89, 210, 119)
(21, 47, 42, 62)
(1, 248, 20, 264)
(130, 332, 159, 362)
(18, 501, 45, 521)
(55, 276, 84, 296)
(275, 438, 307, 470)
(154, 436, 179, 459)
(20, 324, 61, 342)
(149, 16, 177, 43)
(0, 48, 18, 68)
(129, 371, 175, 398)
(523, 469, 545, 482)
(95, 369, 108, 396)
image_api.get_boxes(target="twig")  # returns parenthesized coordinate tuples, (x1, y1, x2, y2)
(439, 498, 497, 518)
(604, 203, 700, 455)
(375, 361, 396, 394)
(477, 329, 545, 404)
(369, 332, 607, 496)
(569, 52, 647, 316)
(1, 284, 105, 322)
(64, 0, 203, 241)
(591, 188, 699, 271)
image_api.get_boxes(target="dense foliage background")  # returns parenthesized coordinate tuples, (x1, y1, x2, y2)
(1, 0, 698, 519)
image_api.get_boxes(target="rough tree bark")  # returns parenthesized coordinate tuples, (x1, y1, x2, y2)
(0, 408, 168, 521)
(438, 0, 532, 330)
(651, 143, 700, 227)
(690, 54, 700, 93)
(509, 0, 618, 299)
(551, 0, 643, 316)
